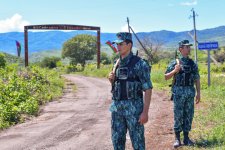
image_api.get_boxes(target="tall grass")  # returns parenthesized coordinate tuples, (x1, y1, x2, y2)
(189, 72, 225, 149)
(151, 63, 171, 90)
(76, 63, 111, 78)
(0, 64, 64, 129)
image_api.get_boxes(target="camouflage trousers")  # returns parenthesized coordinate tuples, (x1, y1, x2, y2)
(173, 95, 194, 132)
(111, 112, 145, 150)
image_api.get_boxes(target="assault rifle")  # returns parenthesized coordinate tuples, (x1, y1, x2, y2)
(170, 49, 179, 100)
(127, 17, 148, 58)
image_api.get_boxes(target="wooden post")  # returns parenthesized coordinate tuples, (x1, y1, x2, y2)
(24, 28, 28, 67)
(97, 29, 101, 69)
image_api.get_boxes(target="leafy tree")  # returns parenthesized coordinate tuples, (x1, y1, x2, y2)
(100, 52, 111, 65)
(213, 46, 225, 63)
(111, 53, 119, 63)
(62, 34, 97, 67)
(0, 53, 6, 68)
(136, 35, 164, 64)
(40, 56, 61, 68)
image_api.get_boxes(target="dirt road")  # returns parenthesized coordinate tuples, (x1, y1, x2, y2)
(0, 75, 174, 150)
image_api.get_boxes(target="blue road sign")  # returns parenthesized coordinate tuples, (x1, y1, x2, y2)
(198, 42, 219, 50)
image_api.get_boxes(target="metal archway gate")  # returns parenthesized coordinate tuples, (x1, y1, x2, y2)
(24, 24, 101, 68)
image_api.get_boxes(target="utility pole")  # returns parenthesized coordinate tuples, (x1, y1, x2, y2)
(190, 8, 198, 64)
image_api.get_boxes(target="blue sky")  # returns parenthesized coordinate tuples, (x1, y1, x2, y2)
(0, 0, 224, 33)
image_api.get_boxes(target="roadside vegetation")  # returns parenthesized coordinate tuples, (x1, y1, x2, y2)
(0, 53, 64, 129)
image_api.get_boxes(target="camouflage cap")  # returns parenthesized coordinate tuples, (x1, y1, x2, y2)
(179, 40, 193, 48)
(112, 32, 132, 44)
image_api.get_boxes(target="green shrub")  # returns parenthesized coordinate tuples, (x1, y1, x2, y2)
(66, 65, 77, 73)
(0, 53, 6, 68)
(0, 65, 64, 129)
(40, 56, 61, 68)
(101, 52, 111, 65)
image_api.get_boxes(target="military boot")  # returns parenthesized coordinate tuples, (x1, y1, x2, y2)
(183, 132, 194, 146)
(173, 132, 181, 148)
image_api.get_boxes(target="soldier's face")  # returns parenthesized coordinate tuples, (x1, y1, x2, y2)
(180, 45, 191, 57)
(117, 42, 131, 57)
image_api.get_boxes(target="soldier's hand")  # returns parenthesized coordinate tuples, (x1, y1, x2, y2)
(108, 71, 115, 84)
(174, 64, 181, 73)
(138, 112, 148, 125)
(196, 93, 200, 104)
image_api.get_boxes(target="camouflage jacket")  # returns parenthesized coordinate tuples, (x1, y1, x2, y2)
(165, 56, 200, 97)
(110, 52, 153, 115)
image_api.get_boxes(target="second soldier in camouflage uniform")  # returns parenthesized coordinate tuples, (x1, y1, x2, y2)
(165, 40, 201, 148)
(108, 32, 153, 150)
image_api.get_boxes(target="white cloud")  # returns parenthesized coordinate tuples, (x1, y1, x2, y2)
(0, 14, 30, 33)
(121, 24, 138, 32)
(180, 0, 197, 6)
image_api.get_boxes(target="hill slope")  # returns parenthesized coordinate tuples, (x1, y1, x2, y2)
(0, 26, 225, 55)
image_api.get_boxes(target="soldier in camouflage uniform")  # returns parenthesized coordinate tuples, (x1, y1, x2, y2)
(108, 32, 153, 150)
(165, 40, 201, 148)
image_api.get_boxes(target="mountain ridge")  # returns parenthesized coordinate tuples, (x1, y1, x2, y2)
(0, 26, 225, 55)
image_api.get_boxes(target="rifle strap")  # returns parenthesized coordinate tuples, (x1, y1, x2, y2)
(112, 59, 120, 74)
(175, 58, 180, 66)
(110, 59, 120, 88)
(172, 58, 180, 86)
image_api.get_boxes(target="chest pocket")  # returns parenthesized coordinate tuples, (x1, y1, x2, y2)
(175, 60, 195, 86)
(118, 67, 129, 80)
(112, 56, 143, 100)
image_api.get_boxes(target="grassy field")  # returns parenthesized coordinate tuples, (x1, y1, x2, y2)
(152, 62, 225, 150)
